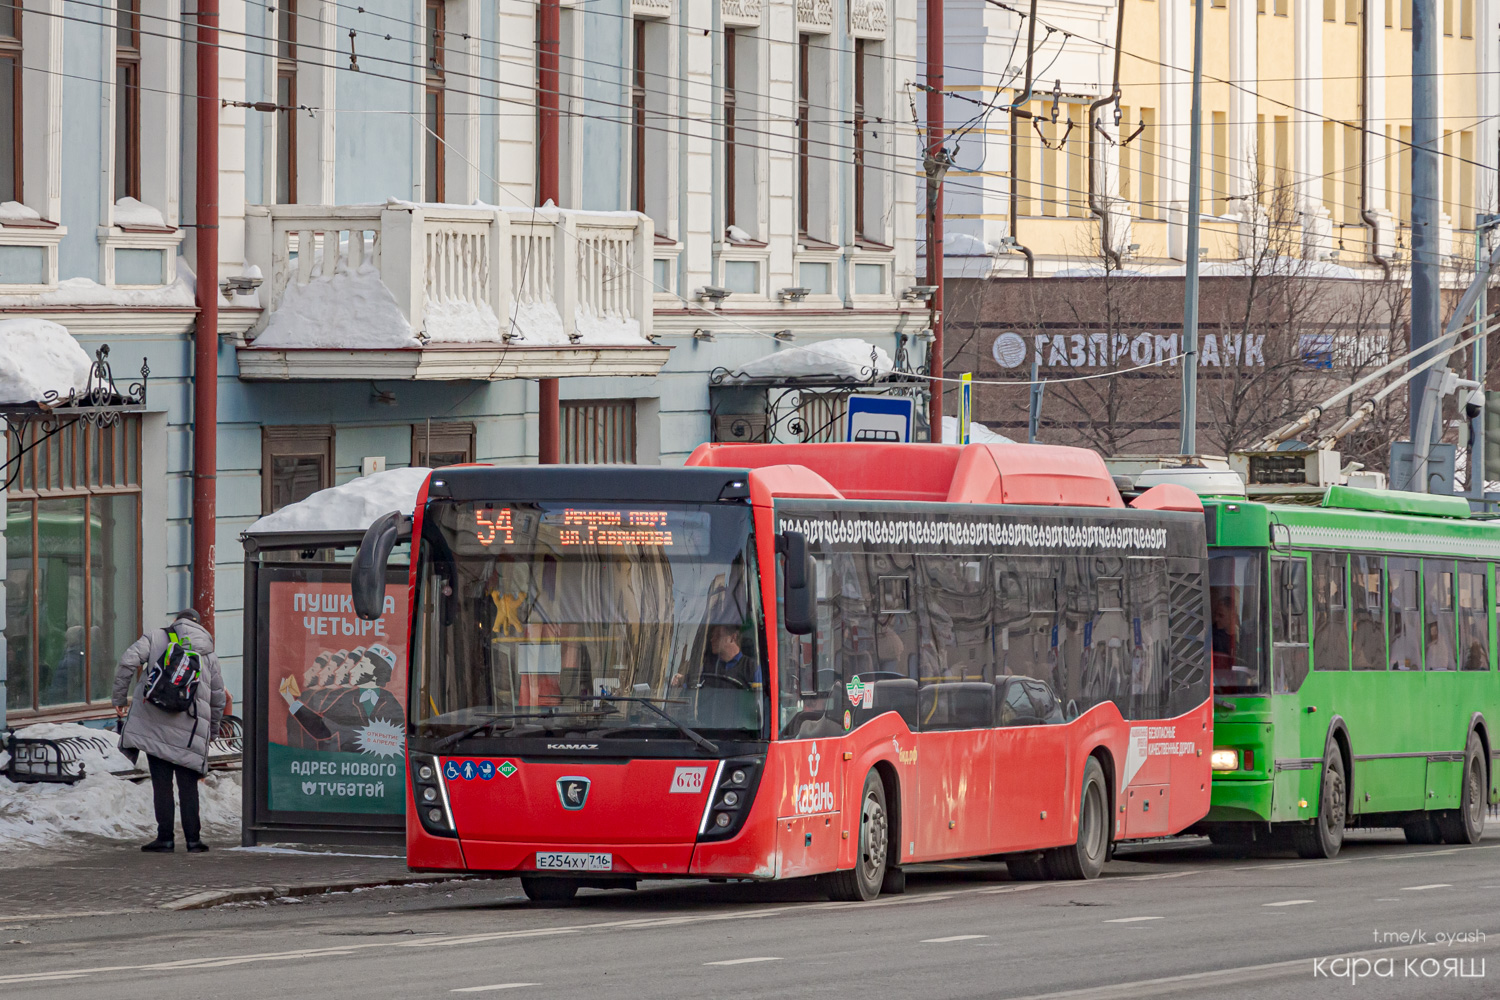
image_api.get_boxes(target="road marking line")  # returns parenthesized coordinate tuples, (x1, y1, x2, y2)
(704, 957, 782, 966)
(451, 985, 540, 992)
(1375, 898, 1402, 901)
(1261, 900, 1314, 907)
(1401, 884, 1452, 891)
(1104, 916, 1163, 923)
(922, 934, 988, 943)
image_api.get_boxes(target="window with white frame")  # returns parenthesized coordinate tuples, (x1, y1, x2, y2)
(723, 27, 759, 238)
(115, 0, 141, 202)
(424, 0, 446, 203)
(0, 3, 18, 204)
(276, 0, 298, 203)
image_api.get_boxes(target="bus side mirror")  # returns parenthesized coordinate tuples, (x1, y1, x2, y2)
(353, 510, 410, 620)
(777, 530, 815, 635)
(1281, 561, 1307, 616)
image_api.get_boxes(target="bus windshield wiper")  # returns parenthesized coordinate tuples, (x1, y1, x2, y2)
(430, 710, 605, 752)
(591, 696, 720, 755)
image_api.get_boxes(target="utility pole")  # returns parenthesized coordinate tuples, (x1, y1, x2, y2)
(925, 0, 947, 442)
(1408, 0, 1440, 443)
(1178, 0, 1205, 457)
(192, 0, 220, 629)
(537, 0, 562, 464)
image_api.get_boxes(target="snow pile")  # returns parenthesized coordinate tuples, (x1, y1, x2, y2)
(113, 197, 168, 228)
(942, 414, 1015, 445)
(254, 261, 420, 349)
(574, 307, 646, 345)
(507, 299, 568, 345)
(729, 339, 894, 381)
(726, 225, 755, 244)
(943, 232, 992, 256)
(0, 200, 42, 223)
(426, 298, 503, 343)
(248, 466, 432, 534)
(0, 723, 240, 851)
(0, 318, 94, 404)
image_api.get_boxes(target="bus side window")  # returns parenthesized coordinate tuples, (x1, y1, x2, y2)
(1386, 557, 1422, 671)
(1272, 557, 1310, 693)
(1349, 555, 1386, 670)
(1457, 563, 1489, 671)
(1312, 552, 1349, 671)
(1423, 559, 1457, 672)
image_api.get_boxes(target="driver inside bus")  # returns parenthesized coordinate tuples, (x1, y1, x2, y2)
(672, 624, 761, 690)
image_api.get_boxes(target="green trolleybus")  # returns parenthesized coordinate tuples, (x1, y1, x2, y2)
(1198, 484, 1497, 858)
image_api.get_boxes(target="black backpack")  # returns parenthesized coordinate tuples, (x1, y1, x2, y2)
(143, 628, 203, 713)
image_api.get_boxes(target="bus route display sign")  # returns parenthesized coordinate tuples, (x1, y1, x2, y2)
(263, 578, 410, 815)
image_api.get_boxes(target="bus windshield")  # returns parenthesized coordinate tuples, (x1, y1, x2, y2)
(1209, 550, 1266, 694)
(411, 500, 765, 743)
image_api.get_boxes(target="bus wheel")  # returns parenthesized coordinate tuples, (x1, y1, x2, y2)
(1437, 733, 1487, 845)
(1005, 855, 1050, 881)
(520, 877, 580, 903)
(1403, 815, 1442, 844)
(1292, 747, 1346, 859)
(824, 772, 889, 902)
(1045, 757, 1109, 880)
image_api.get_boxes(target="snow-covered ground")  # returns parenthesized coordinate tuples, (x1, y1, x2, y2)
(0, 723, 240, 864)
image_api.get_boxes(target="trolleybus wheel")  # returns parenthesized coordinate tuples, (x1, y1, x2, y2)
(1403, 815, 1442, 844)
(1436, 733, 1487, 845)
(521, 876, 580, 903)
(823, 771, 889, 902)
(1292, 747, 1346, 859)
(1045, 756, 1109, 880)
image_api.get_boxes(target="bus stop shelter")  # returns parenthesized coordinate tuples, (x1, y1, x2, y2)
(238, 469, 426, 846)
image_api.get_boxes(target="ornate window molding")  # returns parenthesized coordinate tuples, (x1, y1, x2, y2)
(796, 0, 833, 33)
(850, 0, 886, 38)
(631, 0, 672, 17)
(721, 0, 762, 28)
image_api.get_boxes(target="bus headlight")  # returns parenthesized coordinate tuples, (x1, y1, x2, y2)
(1210, 749, 1240, 771)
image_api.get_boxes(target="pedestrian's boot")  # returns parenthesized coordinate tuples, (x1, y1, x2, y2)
(186, 842, 210, 854)
(141, 838, 175, 853)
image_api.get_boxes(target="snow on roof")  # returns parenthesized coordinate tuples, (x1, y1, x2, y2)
(247, 466, 433, 535)
(942, 414, 1015, 445)
(0, 318, 94, 405)
(0, 722, 239, 849)
(729, 339, 894, 381)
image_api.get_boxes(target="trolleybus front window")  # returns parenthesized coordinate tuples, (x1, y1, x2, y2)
(1209, 551, 1265, 694)
(411, 501, 766, 745)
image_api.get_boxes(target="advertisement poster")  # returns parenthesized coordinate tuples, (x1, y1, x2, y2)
(265, 579, 409, 814)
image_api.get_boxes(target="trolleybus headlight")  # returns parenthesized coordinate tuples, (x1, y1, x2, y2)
(422, 787, 438, 802)
(427, 808, 443, 824)
(729, 769, 747, 786)
(714, 812, 732, 828)
(418, 764, 434, 781)
(722, 791, 739, 807)
(1210, 749, 1240, 771)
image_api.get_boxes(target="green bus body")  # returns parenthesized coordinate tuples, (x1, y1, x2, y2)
(1202, 486, 1499, 832)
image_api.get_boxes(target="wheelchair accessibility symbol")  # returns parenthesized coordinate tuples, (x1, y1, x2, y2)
(444, 760, 461, 781)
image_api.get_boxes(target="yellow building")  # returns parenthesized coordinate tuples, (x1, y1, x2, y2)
(931, 0, 1499, 275)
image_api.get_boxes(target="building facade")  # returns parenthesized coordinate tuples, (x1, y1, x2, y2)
(0, 0, 924, 727)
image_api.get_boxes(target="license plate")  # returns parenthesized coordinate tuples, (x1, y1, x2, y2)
(535, 851, 612, 871)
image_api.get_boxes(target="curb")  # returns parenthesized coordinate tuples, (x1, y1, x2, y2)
(161, 875, 477, 911)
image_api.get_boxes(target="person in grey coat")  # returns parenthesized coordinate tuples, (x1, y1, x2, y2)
(112, 609, 227, 853)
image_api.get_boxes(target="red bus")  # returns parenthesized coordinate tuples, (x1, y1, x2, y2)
(350, 442, 1214, 902)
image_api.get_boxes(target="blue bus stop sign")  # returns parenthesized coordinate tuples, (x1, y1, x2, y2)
(846, 395, 914, 443)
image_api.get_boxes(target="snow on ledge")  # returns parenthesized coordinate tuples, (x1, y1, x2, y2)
(0, 318, 94, 404)
(0, 200, 42, 223)
(248, 466, 433, 535)
(727, 338, 894, 381)
(254, 261, 420, 349)
(113, 197, 168, 228)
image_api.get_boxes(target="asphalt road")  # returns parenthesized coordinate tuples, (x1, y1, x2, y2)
(3, 830, 1499, 999)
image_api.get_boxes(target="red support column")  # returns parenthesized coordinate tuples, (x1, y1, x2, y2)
(193, 0, 219, 627)
(925, 0, 944, 443)
(537, 0, 562, 464)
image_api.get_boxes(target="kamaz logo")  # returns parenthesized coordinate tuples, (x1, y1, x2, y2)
(547, 743, 599, 751)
